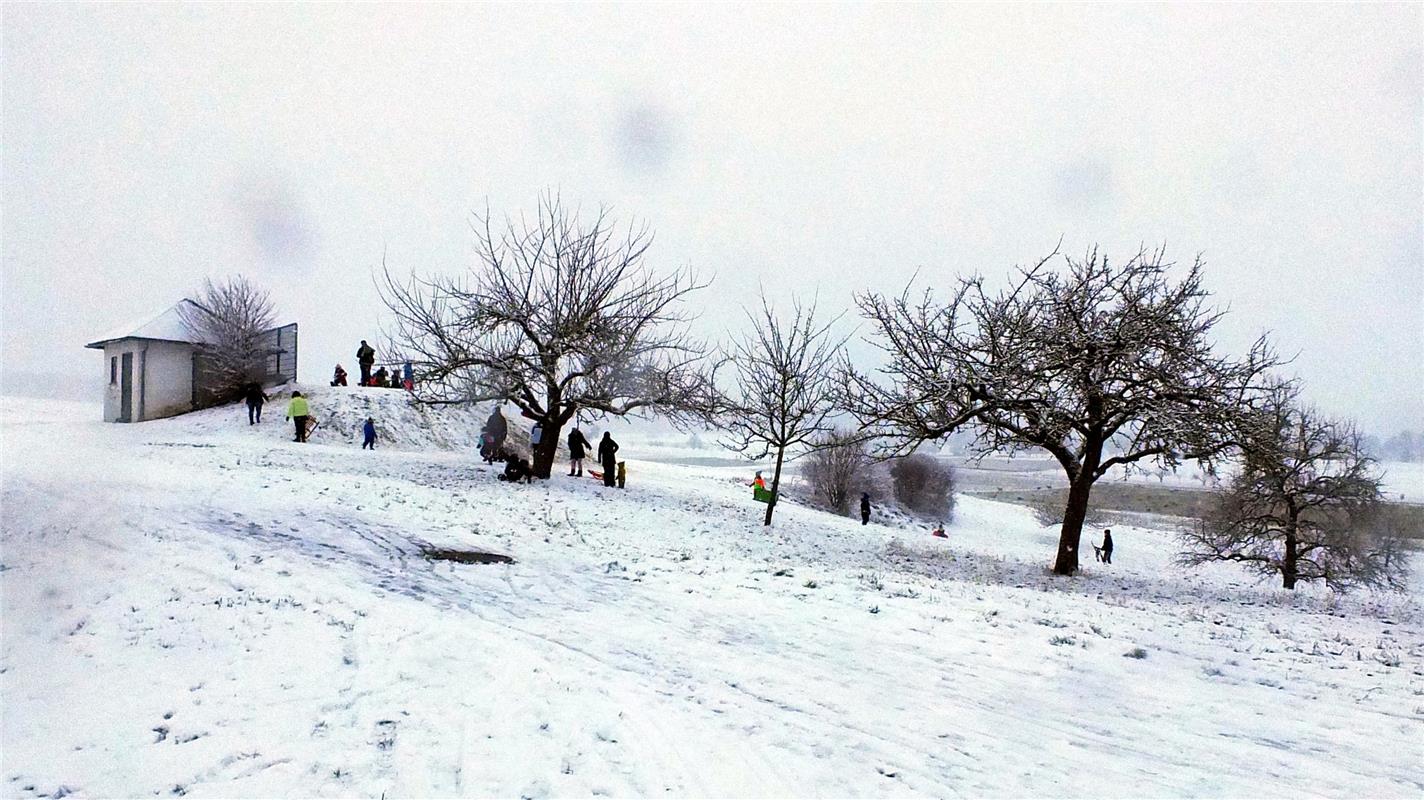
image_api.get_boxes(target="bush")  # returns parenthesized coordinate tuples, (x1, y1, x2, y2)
(889, 453, 956, 520)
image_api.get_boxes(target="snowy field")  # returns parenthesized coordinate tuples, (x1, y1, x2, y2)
(2, 389, 1422, 798)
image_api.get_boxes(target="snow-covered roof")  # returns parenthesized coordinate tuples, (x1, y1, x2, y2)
(85, 300, 208, 349)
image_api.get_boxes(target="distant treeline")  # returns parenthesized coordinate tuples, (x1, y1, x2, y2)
(1362, 430, 1424, 463)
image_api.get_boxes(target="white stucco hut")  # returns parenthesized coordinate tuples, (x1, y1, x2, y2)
(84, 300, 297, 422)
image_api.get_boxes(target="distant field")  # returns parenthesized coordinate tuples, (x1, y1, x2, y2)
(965, 483, 1424, 541)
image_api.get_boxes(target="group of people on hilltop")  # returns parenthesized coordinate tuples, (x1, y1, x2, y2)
(239, 339, 403, 446)
(330, 341, 414, 390)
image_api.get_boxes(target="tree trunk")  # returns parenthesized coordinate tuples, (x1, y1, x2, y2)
(1053, 476, 1094, 576)
(764, 444, 786, 526)
(527, 382, 565, 480)
(530, 418, 563, 479)
(1282, 527, 1298, 590)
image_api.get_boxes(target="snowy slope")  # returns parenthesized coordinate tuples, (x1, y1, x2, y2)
(2, 395, 1422, 798)
(164, 385, 524, 453)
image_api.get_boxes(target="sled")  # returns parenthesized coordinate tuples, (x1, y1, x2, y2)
(305, 417, 319, 437)
(752, 486, 775, 503)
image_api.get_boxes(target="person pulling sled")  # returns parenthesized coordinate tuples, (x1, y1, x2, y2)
(597, 432, 619, 488)
(287, 391, 312, 443)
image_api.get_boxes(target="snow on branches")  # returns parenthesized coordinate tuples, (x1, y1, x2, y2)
(379, 194, 716, 478)
(840, 245, 1280, 574)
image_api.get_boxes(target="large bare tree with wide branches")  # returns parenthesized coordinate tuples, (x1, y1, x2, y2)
(380, 195, 716, 478)
(719, 296, 844, 525)
(841, 245, 1279, 575)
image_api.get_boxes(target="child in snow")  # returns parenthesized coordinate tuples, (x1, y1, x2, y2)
(362, 417, 377, 450)
(860, 493, 871, 525)
(617, 461, 627, 489)
(331, 364, 348, 387)
(751, 472, 774, 503)
(286, 391, 310, 443)
(498, 456, 533, 484)
(931, 523, 947, 538)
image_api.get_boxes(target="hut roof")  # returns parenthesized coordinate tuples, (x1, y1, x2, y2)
(84, 300, 210, 349)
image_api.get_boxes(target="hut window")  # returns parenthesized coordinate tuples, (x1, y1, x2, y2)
(110, 356, 117, 385)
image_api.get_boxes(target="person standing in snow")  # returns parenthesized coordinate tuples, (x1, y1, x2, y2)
(481, 406, 508, 462)
(617, 461, 627, 489)
(597, 432, 620, 487)
(567, 427, 592, 476)
(356, 340, 376, 386)
(1101, 529, 1114, 564)
(243, 381, 269, 425)
(362, 417, 377, 450)
(286, 391, 311, 443)
(402, 360, 414, 392)
(860, 493, 871, 525)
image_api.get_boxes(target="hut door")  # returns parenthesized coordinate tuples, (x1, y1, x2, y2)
(119, 352, 134, 422)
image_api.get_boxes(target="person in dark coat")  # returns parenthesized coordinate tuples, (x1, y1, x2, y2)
(567, 427, 592, 476)
(372, 366, 389, 388)
(1101, 529, 1114, 564)
(597, 432, 619, 487)
(402, 360, 414, 391)
(243, 382, 268, 425)
(860, 493, 871, 525)
(356, 340, 376, 385)
(331, 364, 348, 387)
(362, 417, 377, 450)
(481, 407, 508, 462)
(498, 456, 533, 484)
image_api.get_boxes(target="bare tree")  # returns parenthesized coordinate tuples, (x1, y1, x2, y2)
(380, 194, 715, 478)
(720, 296, 845, 525)
(180, 276, 277, 403)
(841, 245, 1279, 575)
(802, 430, 870, 516)
(1180, 391, 1410, 591)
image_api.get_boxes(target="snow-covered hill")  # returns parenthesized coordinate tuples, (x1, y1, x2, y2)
(1, 395, 1421, 797)
(161, 384, 524, 453)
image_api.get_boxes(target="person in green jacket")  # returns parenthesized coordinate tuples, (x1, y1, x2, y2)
(286, 391, 311, 443)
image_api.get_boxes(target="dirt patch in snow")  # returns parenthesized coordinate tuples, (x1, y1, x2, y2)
(421, 546, 515, 565)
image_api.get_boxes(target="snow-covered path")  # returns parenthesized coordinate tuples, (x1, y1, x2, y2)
(2, 393, 1421, 798)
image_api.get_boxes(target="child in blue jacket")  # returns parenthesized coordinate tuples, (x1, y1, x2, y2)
(362, 417, 377, 450)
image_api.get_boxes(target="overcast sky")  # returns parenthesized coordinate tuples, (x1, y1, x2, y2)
(3, 3, 1420, 431)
